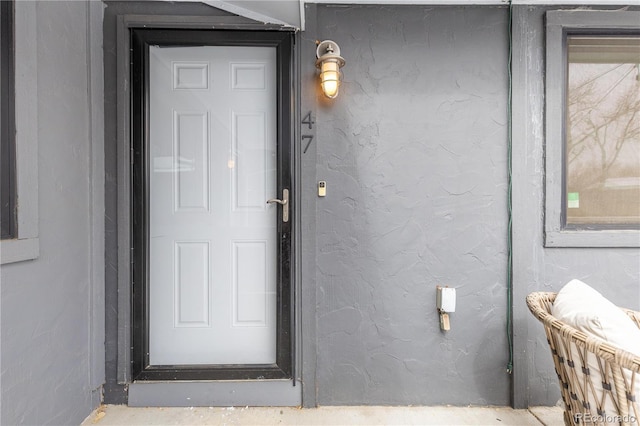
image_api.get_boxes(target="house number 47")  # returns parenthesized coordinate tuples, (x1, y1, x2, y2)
(302, 111, 314, 154)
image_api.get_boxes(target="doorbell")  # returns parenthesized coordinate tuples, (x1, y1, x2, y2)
(318, 181, 326, 197)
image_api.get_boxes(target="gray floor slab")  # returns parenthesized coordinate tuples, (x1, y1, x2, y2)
(529, 406, 565, 426)
(82, 405, 565, 425)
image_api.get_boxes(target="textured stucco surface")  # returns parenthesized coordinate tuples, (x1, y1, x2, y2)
(94, 1, 640, 411)
(511, 5, 640, 407)
(0, 1, 103, 424)
(0, 0, 636, 420)
(311, 5, 511, 406)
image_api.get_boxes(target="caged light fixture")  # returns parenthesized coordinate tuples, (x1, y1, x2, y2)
(316, 40, 346, 99)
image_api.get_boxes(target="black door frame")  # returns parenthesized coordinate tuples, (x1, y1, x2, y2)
(130, 28, 294, 382)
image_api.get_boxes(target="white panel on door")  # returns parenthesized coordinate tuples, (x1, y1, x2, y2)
(173, 62, 209, 90)
(233, 241, 267, 326)
(149, 45, 277, 366)
(174, 242, 210, 327)
(231, 63, 266, 90)
(173, 111, 209, 212)
(233, 112, 267, 211)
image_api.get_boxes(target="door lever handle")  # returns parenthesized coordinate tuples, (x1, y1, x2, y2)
(266, 189, 289, 223)
(266, 198, 287, 206)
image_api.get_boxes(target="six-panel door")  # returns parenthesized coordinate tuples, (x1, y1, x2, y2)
(148, 45, 278, 365)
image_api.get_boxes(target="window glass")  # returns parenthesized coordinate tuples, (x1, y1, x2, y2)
(565, 35, 640, 227)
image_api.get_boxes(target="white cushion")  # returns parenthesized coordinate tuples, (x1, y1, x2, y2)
(552, 279, 640, 355)
(551, 279, 640, 421)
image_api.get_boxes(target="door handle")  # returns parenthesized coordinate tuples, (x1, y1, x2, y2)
(267, 188, 289, 223)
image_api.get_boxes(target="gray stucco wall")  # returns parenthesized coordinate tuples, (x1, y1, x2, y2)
(1, 0, 636, 418)
(95, 1, 639, 410)
(308, 5, 512, 406)
(0, 1, 104, 424)
(511, 5, 640, 407)
(307, 4, 640, 407)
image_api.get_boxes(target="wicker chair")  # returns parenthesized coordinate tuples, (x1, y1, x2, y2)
(526, 292, 640, 426)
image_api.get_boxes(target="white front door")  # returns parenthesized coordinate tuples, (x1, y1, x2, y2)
(148, 45, 278, 366)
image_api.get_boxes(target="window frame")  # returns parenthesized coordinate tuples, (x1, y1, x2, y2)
(0, 0, 39, 264)
(544, 10, 640, 248)
(1, 0, 16, 240)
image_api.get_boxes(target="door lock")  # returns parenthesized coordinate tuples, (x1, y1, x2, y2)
(267, 189, 289, 223)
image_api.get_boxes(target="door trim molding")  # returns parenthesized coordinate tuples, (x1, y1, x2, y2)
(117, 12, 288, 386)
(131, 28, 294, 380)
(115, 15, 299, 405)
(130, 29, 293, 382)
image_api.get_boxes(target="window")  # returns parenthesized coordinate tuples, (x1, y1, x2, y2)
(566, 36, 640, 227)
(0, 0, 39, 264)
(545, 10, 640, 247)
(1, 0, 16, 240)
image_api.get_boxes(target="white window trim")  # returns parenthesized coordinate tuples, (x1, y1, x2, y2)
(1, 1, 39, 264)
(544, 9, 640, 248)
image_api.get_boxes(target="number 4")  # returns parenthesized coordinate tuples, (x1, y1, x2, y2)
(302, 112, 314, 130)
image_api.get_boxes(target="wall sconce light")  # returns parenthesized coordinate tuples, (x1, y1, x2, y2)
(316, 40, 345, 99)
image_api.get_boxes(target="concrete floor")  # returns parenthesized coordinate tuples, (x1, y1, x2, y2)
(81, 405, 564, 425)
